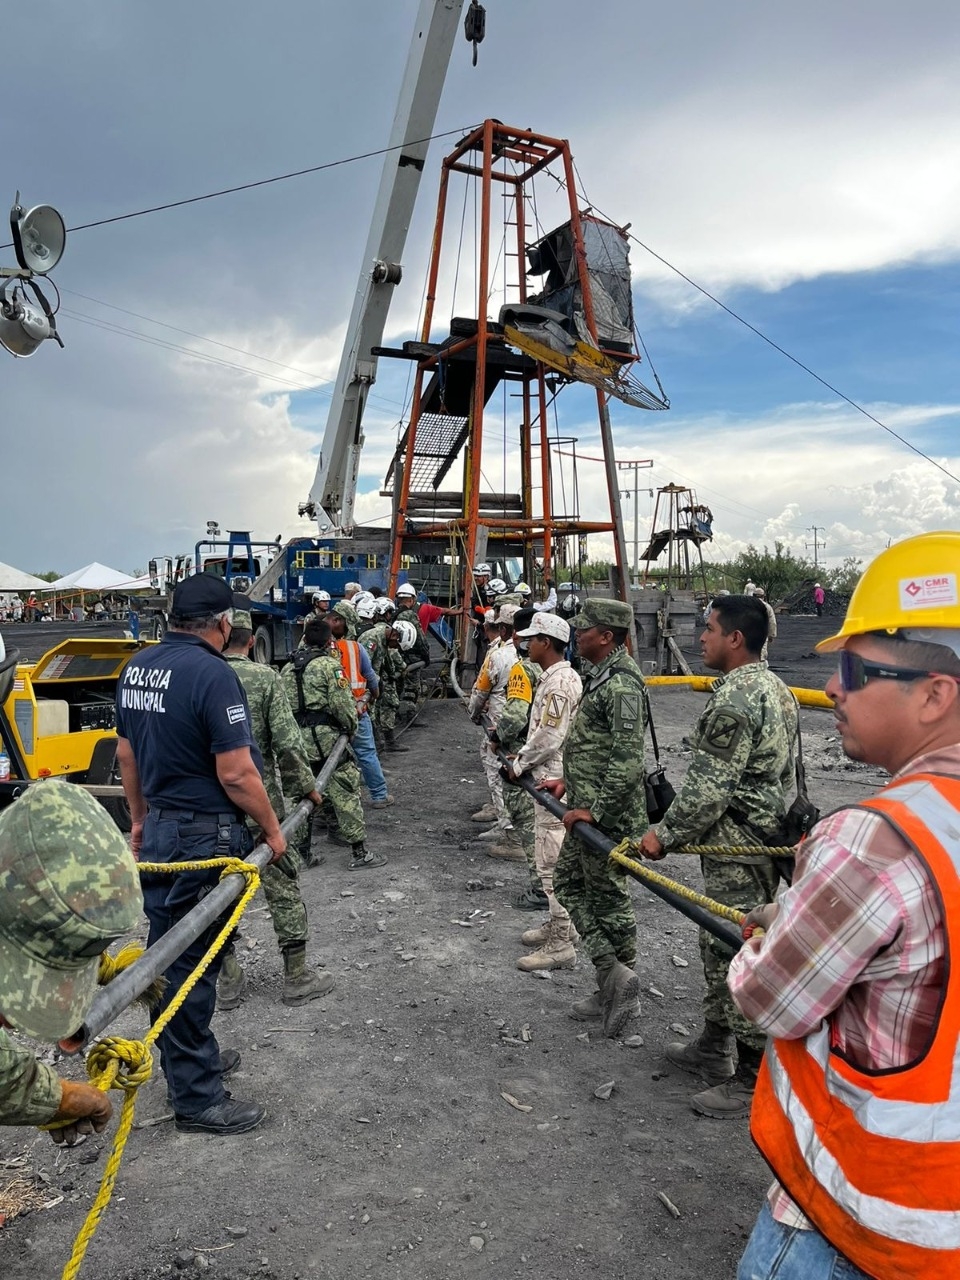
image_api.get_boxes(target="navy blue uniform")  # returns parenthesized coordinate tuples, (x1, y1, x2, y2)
(116, 631, 266, 1116)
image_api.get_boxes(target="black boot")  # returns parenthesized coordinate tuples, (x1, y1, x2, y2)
(349, 842, 388, 870)
(384, 727, 410, 753)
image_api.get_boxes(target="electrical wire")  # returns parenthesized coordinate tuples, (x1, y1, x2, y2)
(0, 126, 480, 248)
(566, 166, 959, 487)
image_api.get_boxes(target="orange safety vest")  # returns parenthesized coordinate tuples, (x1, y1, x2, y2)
(751, 772, 960, 1280)
(333, 638, 368, 712)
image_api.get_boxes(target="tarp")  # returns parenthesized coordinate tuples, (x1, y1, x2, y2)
(0, 560, 52, 591)
(50, 562, 137, 591)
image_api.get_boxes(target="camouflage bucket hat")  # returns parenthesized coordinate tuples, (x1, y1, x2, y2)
(0, 783, 143, 1041)
(569, 598, 634, 631)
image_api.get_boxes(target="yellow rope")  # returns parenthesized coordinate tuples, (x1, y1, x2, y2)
(45, 856, 261, 1280)
(608, 839, 748, 926)
(671, 843, 797, 857)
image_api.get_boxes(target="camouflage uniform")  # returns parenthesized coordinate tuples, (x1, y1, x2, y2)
(0, 783, 142, 1127)
(494, 656, 541, 884)
(332, 600, 358, 641)
(513, 659, 583, 922)
(377, 646, 406, 735)
(281, 648, 365, 844)
(226, 654, 316, 948)
(656, 662, 797, 1050)
(554, 646, 648, 965)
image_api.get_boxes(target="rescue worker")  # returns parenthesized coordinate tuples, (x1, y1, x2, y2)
(311, 590, 331, 615)
(218, 603, 334, 1008)
(489, 607, 542, 880)
(115, 573, 277, 1135)
(327, 606, 393, 806)
(357, 606, 394, 751)
(729, 531, 960, 1280)
(378, 620, 410, 753)
(539, 599, 647, 1037)
(468, 605, 518, 843)
(753, 587, 777, 663)
(281, 615, 385, 871)
(0, 784, 141, 1142)
(638, 594, 797, 1117)
(343, 582, 362, 602)
(331, 597, 359, 640)
(509, 611, 582, 971)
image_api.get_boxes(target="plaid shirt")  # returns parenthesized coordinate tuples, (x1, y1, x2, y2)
(728, 743, 960, 1228)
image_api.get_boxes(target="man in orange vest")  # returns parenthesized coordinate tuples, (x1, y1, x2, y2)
(728, 531, 960, 1280)
(328, 607, 393, 810)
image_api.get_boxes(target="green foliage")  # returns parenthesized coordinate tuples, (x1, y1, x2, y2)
(33, 570, 61, 582)
(702, 541, 819, 601)
(825, 556, 863, 594)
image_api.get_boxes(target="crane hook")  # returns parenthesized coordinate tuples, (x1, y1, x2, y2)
(464, 1, 486, 67)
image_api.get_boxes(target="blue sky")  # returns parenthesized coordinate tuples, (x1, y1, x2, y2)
(1, 0, 958, 577)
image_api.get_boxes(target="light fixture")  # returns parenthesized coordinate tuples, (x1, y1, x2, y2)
(0, 278, 60, 357)
(10, 194, 66, 275)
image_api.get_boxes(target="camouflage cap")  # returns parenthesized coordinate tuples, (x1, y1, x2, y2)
(333, 600, 358, 621)
(231, 592, 253, 630)
(569, 598, 634, 631)
(0, 783, 143, 1041)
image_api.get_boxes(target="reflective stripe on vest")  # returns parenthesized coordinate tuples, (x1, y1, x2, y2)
(751, 773, 960, 1279)
(333, 639, 367, 705)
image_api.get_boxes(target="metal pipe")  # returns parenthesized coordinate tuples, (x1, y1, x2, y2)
(71, 737, 350, 1051)
(486, 735, 741, 951)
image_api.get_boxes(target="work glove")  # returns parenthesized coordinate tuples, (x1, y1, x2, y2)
(48, 1080, 113, 1146)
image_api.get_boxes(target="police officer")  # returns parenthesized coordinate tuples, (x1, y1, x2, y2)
(0, 784, 142, 1141)
(115, 573, 282, 1136)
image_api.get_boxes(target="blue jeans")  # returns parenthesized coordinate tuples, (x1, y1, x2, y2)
(141, 808, 253, 1117)
(738, 1201, 872, 1280)
(352, 712, 387, 801)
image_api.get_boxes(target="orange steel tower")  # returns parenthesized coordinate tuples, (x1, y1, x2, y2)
(379, 120, 668, 643)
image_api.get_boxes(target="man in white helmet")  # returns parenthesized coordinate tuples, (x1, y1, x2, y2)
(310, 590, 331, 616)
(729, 532, 960, 1280)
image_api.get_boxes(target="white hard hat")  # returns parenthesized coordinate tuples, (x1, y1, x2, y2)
(356, 597, 378, 620)
(396, 583, 417, 598)
(312, 590, 331, 602)
(487, 577, 507, 595)
(515, 581, 532, 596)
(515, 611, 570, 643)
(392, 619, 417, 651)
(473, 563, 491, 575)
(375, 597, 396, 615)
(354, 590, 374, 606)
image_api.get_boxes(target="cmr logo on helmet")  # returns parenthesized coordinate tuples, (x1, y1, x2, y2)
(899, 574, 958, 610)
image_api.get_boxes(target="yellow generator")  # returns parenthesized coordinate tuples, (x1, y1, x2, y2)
(0, 636, 151, 828)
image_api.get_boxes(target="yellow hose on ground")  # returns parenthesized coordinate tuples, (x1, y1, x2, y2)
(644, 674, 832, 709)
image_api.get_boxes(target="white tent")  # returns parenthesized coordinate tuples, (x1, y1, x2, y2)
(50, 562, 138, 591)
(0, 560, 51, 591)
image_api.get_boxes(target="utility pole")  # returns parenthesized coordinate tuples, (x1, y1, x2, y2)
(806, 525, 826, 569)
(616, 458, 654, 587)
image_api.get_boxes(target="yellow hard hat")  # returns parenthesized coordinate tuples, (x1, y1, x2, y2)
(817, 530, 960, 653)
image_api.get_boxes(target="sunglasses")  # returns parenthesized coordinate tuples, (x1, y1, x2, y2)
(837, 651, 959, 693)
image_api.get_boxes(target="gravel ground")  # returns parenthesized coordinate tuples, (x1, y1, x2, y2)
(0, 615, 875, 1280)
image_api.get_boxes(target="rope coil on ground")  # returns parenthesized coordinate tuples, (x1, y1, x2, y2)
(45, 855, 261, 1280)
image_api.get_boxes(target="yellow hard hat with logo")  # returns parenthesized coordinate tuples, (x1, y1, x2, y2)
(817, 530, 960, 653)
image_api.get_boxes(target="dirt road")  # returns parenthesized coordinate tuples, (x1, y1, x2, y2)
(0, 616, 872, 1280)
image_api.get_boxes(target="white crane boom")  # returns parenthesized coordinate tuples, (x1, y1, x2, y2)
(301, 0, 479, 534)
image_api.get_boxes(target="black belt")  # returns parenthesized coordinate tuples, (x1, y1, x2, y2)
(150, 807, 243, 824)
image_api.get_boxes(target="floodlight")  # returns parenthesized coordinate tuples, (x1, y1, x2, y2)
(0, 277, 62, 357)
(0, 284, 50, 357)
(10, 194, 66, 275)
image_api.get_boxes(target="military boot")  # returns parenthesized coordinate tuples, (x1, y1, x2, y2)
(522, 918, 579, 946)
(665, 1019, 735, 1085)
(281, 944, 336, 1006)
(384, 728, 410, 753)
(471, 803, 498, 823)
(516, 918, 576, 972)
(512, 884, 549, 912)
(487, 828, 525, 861)
(216, 951, 247, 1011)
(349, 842, 388, 870)
(598, 960, 641, 1039)
(690, 1042, 762, 1118)
(569, 988, 641, 1022)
